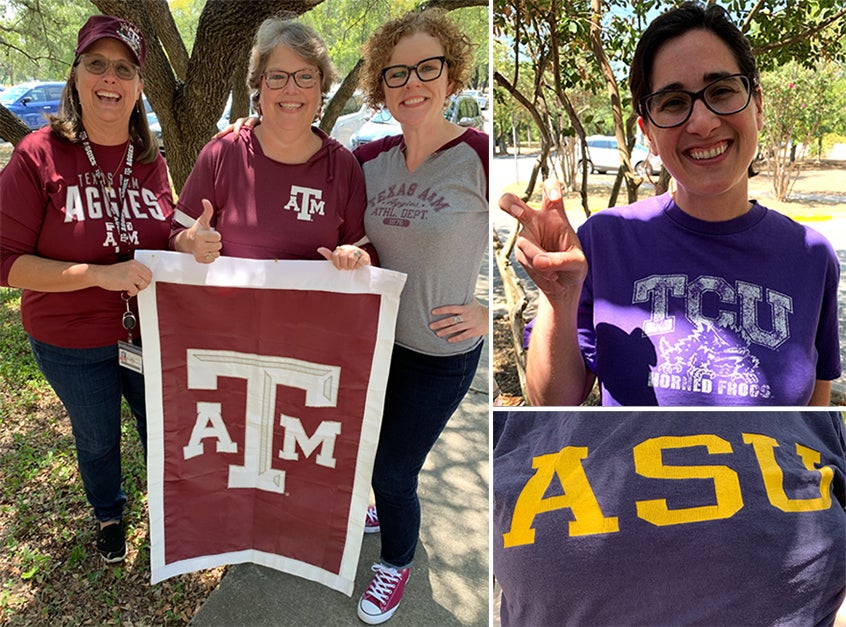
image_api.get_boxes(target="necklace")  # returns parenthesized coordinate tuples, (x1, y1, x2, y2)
(104, 141, 130, 193)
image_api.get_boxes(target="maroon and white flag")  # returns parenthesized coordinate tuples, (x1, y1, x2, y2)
(136, 251, 406, 594)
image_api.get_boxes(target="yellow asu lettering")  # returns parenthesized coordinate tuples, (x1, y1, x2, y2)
(634, 435, 744, 526)
(502, 433, 836, 547)
(502, 447, 619, 548)
(742, 433, 833, 512)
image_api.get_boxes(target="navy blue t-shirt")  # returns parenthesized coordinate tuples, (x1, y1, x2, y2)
(493, 411, 846, 626)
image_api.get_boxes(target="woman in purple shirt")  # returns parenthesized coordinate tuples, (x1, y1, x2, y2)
(498, 2, 839, 407)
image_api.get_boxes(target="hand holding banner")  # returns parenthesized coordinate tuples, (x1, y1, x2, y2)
(136, 250, 406, 595)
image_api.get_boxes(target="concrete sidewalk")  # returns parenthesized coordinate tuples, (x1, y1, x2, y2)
(191, 285, 491, 626)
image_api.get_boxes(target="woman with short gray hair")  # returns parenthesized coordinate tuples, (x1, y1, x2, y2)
(172, 17, 373, 270)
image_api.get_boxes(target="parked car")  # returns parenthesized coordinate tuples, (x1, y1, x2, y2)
(215, 94, 235, 132)
(462, 89, 488, 110)
(444, 93, 484, 129)
(349, 108, 402, 149)
(141, 96, 166, 154)
(328, 90, 371, 148)
(575, 135, 659, 175)
(1, 81, 65, 130)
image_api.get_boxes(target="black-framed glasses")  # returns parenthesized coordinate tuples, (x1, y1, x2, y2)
(381, 56, 447, 88)
(78, 53, 140, 81)
(640, 73, 755, 129)
(263, 69, 320, 90)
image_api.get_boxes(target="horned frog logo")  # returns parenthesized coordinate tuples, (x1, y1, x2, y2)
(655, 320, 761, 388)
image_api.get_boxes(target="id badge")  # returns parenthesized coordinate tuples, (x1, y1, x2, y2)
(118, 341, 144, 374)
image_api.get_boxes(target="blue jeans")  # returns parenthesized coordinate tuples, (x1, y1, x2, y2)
(28, 337, 147, 522)
(372, 342, 483, 569)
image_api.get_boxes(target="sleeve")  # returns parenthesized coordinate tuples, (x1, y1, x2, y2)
(0, 138, 47, 285)
(168, 139, 221, 249)
(576, 222, 597, 375)
(337, 152, 379, 267)
(815, 245, 841, 380)
(466, 129, 489, 201)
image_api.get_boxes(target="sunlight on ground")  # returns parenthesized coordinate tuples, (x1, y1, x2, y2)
(500, 179, 844, 222)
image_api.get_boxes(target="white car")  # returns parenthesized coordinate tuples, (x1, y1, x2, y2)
(576, 135, 661, 175)
(349, 108, 403, 149)
(462, 89, 488, 110)
(328, 90, 371, 148)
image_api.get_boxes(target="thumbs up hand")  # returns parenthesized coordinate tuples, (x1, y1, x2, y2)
(188, 199, 223, 264)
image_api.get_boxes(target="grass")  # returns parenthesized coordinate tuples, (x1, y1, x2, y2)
(0, 287, 223, 625)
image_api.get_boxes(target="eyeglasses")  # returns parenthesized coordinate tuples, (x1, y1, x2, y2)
(640, 73, 755, 129)
(78, 53, 140, 80)
(381, 56, 447, 88)
(262, 69, 320, 90)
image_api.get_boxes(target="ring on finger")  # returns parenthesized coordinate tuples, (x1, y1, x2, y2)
(354, 249, 362, 259)
(206, 252, 213, 260)
(454, 315, 462, 324)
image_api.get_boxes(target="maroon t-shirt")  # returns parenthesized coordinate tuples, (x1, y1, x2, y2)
(0, 127, 173, 348)
(171, 126, 372, 262)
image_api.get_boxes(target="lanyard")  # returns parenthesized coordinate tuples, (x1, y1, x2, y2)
(79, 130, 135, 257)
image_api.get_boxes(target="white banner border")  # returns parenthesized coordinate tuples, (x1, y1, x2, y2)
(137, 250, 406, 596)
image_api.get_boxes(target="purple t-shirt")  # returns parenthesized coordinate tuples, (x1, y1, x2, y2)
(493, 411, 846, 626)
(577, 193, 841, 405)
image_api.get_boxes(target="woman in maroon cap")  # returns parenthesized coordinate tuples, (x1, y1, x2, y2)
(0, 15, 172, 563)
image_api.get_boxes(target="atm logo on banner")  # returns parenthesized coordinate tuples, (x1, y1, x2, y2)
(181, 350, 342, 494)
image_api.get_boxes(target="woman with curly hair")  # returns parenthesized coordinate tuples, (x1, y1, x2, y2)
(218, 10, 488, 621)
(353, 9, 488, 624)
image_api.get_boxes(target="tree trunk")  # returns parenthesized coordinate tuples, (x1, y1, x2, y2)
(4, 0, 486, 193)
(0, 106, 31, 145)
(492, 226, 529, 400)
(320, 59, 363, 134)
(494, 70, 552, 202)
(589, 1, 639, 206)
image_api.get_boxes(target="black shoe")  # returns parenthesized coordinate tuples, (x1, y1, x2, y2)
(96, 521, 126, 563)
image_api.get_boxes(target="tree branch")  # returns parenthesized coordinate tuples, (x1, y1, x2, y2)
(320, 58, 363, 134)
(740, 0, 766, 33)
(142, 0, 190, 81)
(753, 7, 846, 54)
(419, 0, 488, 10)
(494, 70, 551, 201)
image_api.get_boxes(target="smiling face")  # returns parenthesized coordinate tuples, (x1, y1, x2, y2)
(74, 38, 143, 143)
(258, 44, 322, 136)
(381, 31, 454, 131)
(638, 29, 763, 220)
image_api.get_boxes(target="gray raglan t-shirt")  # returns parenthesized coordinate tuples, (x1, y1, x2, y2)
(355, 128, 488, 356)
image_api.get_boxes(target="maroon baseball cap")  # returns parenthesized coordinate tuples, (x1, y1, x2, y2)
(75, 15, 146, 68)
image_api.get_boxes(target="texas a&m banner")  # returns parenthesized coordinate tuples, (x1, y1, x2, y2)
(136, 251, 406, 595)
